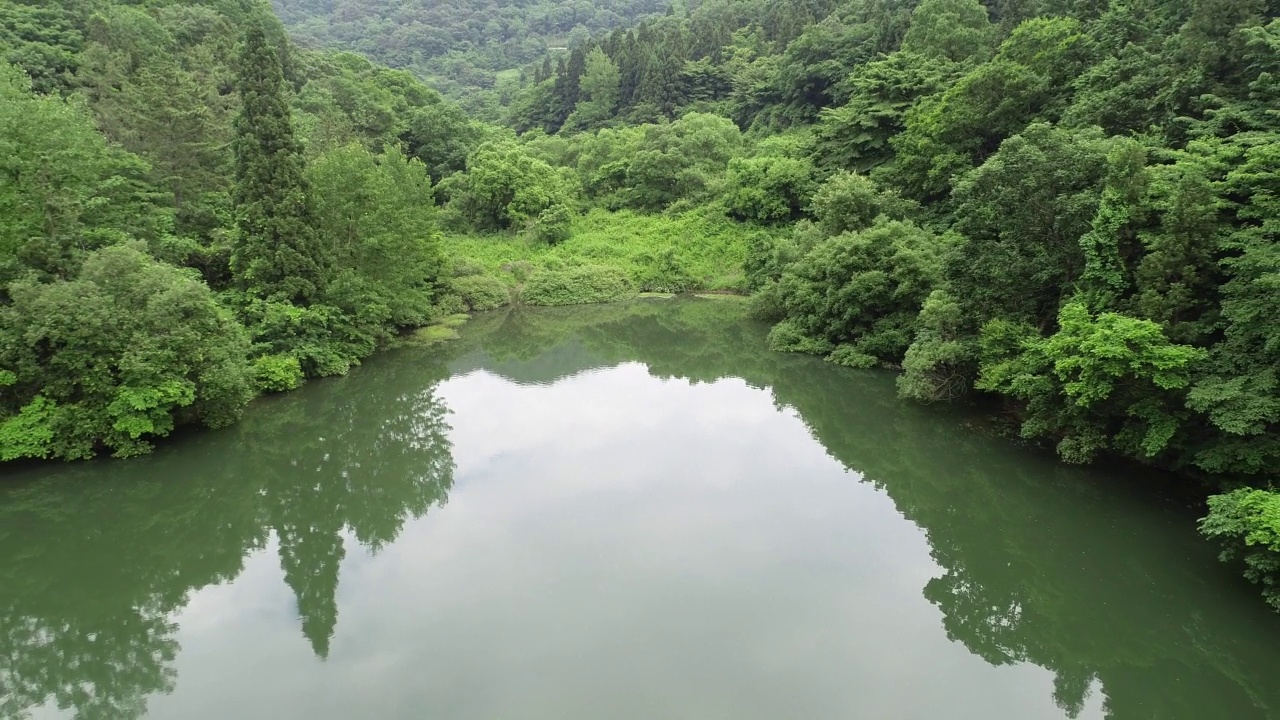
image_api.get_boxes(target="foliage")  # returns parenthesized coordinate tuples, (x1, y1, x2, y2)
(947, 123, 1112, 328)
(0, 244, 253, 460)
(443, 139, 576, 232)
(530, 202, 575, 244)
(0, 0, 481, 461)
(564, 48, 620, 131)
(307, 143, 443, 328)
(976, 302, 1207, 463)
(271, 0, 669, 109)
(889, 18, 1093, 201)
(1201, 489, 1280, 611)
(0, 64, 170, 282)
(772, 219, 949, 363)
(901, 0, 995, 64)
(441, 207, 752, 294)
(766, 319, 834, 355)
(809, 171, 882, 235)
(897, 290, 976, 402)
(253, 354, 304, 393)
(450, 274, 511, 311)
(231, 20, 326, 306)
(520, 264, 634, 306)
(816, 51, 959, 171)
(723, 155, 816, 224)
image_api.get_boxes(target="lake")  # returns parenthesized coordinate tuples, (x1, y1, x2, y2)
(2, 298, 1279, 719)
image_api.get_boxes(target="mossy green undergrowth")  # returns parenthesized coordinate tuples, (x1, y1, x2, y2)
(402, 314, 470, 347)
(441, 207, 764, 305)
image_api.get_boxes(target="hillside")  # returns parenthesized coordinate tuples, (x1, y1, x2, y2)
(270, 0, 670, 114)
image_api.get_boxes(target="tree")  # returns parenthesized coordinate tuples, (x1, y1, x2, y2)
(307, 144, 444, 329)
(444, 140, 575, 232)
(564, 47, 619, 130)
(890, 18, 1094, 201)
(809, 170, 883, 235)
(402, 99, 482, 182)
(0, 63, 170, 282)
(770, 218, 950, 365)
(901, 0, 995, 64)
(0, 243, 253, 461)
(1201, 489, 1280, 611)
(0, 3, 81, 94)
(976, 301, 1207, 463)
(723, 155, 816, 224)
(946, 123, 1112, 329)
(816, 51, 959, 171)
(231, 20, 325, 305)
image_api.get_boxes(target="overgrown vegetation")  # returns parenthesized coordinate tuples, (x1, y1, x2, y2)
(0, 1, 453, 459)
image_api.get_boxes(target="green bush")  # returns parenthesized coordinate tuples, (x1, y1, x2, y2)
(451, 274, 510, 311)
(440, 208, 750, 295)
(772, 219, 948, 362)
(810, 171, 882, 236)
(531, 203, 574, 244)
(634, 247, 695, 293)
(747, 280, 787, 321)
(0, 244, 254, 460)
(897, 290, 977, 403)
(252, 354, 304, 393)
(1201, 489, 1280, 611)
(521, 265, 634, 306)
(827, 345, 878, 369)
(766, 319, 834, 355)
(723, 155, 816, 225)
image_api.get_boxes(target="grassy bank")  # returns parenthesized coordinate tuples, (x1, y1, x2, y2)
(440, 207, 766, 308)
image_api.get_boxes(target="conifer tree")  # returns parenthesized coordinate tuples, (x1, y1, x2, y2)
(231, 20, 325, 305)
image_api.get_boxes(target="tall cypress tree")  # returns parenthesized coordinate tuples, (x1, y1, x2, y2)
(550, 46, 587, 131)
(231, 20, 325, 305)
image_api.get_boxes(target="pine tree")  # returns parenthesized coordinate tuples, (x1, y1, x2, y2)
(636, 28, 686, 118)
(551, 46, 587, 130)
(231, 20, 325, 305)
(617, 32, 643, 108)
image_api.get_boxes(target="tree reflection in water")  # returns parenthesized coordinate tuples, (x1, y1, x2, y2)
(0, 355, 455, 718)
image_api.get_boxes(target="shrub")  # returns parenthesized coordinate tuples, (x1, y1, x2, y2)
(451, 275, 510, 311)
(810, 171, 882, 235)
(634, 247, 694, 293)
(1201, 489, 1280, 611)
(723, 155, 816, 224)
(530, 203, 574, 244)
(827, 345, 878, 369)
(898, 290, 976, 402)
(0, 244, 254, 460)
(773, 219, 948, 362)
(747, 280, 787, 321)
(521, 265, 634, 306)
(766, 319, 834, 354)
(253, 354, 304, 393)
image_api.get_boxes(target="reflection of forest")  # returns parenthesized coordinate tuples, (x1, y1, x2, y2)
(452, 299, 1280, 720)
(3, 299, 1280, 720)
(0, 356, 455, 719)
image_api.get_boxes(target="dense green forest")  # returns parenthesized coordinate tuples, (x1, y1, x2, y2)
(2, 0, 1279, 607)
(269, 0, 670, 115)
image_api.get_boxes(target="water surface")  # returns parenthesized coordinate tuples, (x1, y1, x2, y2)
(2, 298, 1279, 719)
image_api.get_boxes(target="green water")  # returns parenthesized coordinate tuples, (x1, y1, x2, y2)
(2, 298, 1279, 720)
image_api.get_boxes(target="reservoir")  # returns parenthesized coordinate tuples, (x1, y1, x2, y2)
(3, 298, 1278, 719)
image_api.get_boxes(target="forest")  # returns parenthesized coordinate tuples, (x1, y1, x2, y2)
(1, 0, 1279, 608)
(269, 0, 671, 114)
